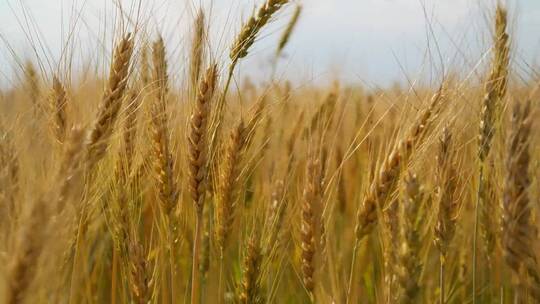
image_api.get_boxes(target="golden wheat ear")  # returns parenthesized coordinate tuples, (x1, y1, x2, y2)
(149, 35, 178, 215)
(396, 172, 423, 304)
(48, 76, 69, 144)
(189, 9, 206, 96)
(355, 88, 444, 241)
(300, 155, 323, 302)
(208, 0, 290, 161)
(434, 126, 460, 304)
(23, 61, 40, 111)
(5, 199, 48, 304)
(0, 126, 20, 222)
(230, 0, 290, 66)
(502, 100, 540, 302)
(85, 33, 134, 167)
(188, 64, 218, 304)
(188, 64, 218, 213)
(216, 118, 246, 252)
(237, 228, 264, 304)
(276, 4, 302, 57)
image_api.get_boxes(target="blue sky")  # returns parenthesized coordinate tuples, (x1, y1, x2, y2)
(0, 0, 539, 88)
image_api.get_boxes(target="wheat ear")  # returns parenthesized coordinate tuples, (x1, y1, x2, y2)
(397, 172, 423, 304)
(128, 241, 150, 304)
(216, 119, 246, 252)
(49, 76, 68, 144)
(149, 36, 177, 214)
(473, 6, 510, 300)
(276, 5, 302, 57)
(189, 9, 206, 94)
(5, 200, 48, 304)
(434, 127, 459, 304)
(238, 229, 263, 304)
(0, 126, 20, 222)
(502, 100, 540, 302)
(208, 0, 289, 163)
(300, 156, 322, 302)
(24, 61, 40, 108)
(229, 0, 289, 65)
(85, 33, 134, 166)
(188, 65, 218, 213)
(189, 64, 218, 304)
(355, 89, 443, 241)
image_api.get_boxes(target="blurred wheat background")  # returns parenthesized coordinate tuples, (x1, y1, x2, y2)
(0, 0, 540, 303)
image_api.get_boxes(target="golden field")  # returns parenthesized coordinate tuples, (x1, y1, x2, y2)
(0, 1, 539, 303)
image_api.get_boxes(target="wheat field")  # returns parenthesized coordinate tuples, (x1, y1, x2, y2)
(0, 1, 539, 303)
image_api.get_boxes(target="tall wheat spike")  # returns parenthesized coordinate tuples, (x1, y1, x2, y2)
(188, 65, 218, 213)
(55, 126, 86, 213)
(189, 65, 218, 304)
(5, 199, 48, 304)
(85, 33, 134, 166)
(383, 198, 399, 303)
(216, 119, 246, 252)
(266, 179, 286, 252)
(238, 229, 263, 304)
(229, 0, 289, 65)
(128, 241, 150, 304)
(149, 36, 177, 214)
(435, 127, 459, 304)
(24, 61, 40, 108)
(397, 173, 423, 304)
(120, 89, 140, 176)
(189, 9, 206, 94)
(6, 127, 85, 304)
(0, 126, 19, 222)
(140, 43, 150, 89)
(300, 156, 322, 302)
(478, 4, 509, 161)
(502, 100, 540, 302)
(209, 0, 290, 168)
(355, 89, 443, 240)
(276, 5, 302, 57)
(474, 5, 510, 300)
(49, 76, 68, 144)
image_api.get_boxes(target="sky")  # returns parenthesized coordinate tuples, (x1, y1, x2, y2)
(0, 0, 539, 88)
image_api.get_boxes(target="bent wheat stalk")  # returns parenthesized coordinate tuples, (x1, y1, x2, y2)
(346, 88, 443, 303)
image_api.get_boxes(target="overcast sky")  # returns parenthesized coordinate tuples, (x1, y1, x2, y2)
(1, 0, 539, 88)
